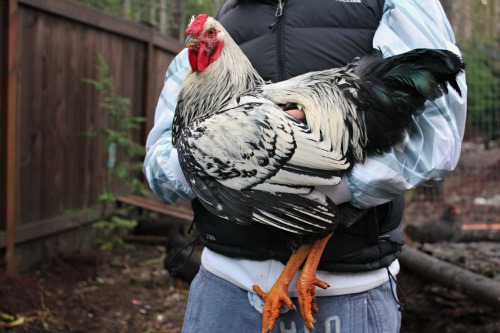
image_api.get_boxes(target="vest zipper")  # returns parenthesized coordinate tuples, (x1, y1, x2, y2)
(275, 0, 286, 81)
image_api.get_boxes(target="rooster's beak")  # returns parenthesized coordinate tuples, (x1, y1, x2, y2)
(185, 35, 199, 49)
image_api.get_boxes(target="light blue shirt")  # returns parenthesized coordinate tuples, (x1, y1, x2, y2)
(143, 0, 467, 209)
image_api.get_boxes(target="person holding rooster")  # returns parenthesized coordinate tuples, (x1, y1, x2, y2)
(144, 0, 467, 332)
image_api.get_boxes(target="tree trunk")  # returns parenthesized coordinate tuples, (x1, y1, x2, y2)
(123, 0, 131, 19)
(159, 0, 167, 34)
(170, 0, 184, 43)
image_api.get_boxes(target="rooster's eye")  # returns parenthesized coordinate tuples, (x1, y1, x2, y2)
(207, 29, 215, 37)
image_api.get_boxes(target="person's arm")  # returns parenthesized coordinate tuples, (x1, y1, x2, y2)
(143, 49, 196, 203)
(347, 0, 467, 208)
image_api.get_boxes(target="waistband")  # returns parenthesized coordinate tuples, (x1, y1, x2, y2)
(201, 248, 400, 297)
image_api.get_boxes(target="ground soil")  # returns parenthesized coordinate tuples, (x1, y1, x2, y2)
(1, 144, 499, 333)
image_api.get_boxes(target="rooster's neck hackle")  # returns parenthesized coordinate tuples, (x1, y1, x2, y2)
(177, 22, 264, 129)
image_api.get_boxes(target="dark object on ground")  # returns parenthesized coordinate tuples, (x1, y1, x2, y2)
(163, 220, 201, 283)
(405, 205, 461, 243)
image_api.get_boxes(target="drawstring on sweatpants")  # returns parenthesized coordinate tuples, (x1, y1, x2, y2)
(387, 268, 406, 311)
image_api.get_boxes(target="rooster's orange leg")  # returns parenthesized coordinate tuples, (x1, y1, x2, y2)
(297, 232, 333, 330)
(297, 232, 334, 330)
(253, 244, 312, 333)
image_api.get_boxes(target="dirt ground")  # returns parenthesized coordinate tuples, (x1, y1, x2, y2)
(1, 143, 499, 333)
(0, 246, 187, 333)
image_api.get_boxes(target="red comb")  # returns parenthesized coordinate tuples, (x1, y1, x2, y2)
(186, 14, 208, 36)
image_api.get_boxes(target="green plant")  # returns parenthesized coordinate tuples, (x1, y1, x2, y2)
(84, 54, 147, 250)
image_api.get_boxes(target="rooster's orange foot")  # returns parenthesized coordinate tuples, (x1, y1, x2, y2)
(297, 275, 329, 330)
(253, 284, 296, 333)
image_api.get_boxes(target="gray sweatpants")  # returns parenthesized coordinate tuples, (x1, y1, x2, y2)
(182, 265, 402, 333)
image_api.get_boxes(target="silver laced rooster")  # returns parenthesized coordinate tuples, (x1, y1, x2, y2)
(172, 14, 464, 333)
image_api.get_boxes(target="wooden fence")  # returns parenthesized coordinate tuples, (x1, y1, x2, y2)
(0, 0, 182, 271)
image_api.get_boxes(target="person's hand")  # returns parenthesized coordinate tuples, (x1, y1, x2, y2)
(279, 103, 306, 122)
(285, 109, 306, 121)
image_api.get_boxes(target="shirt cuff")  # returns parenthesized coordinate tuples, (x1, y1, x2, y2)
(170, 148, 191, 188)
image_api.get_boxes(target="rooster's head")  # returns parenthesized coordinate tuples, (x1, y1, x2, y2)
(185, 14, 225, 72)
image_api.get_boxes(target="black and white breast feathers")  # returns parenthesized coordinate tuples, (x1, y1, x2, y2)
(176, 96, 349, 235)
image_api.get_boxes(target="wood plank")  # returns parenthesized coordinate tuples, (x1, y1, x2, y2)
(18, 7, 43, 223)
(116, 195, 194, 221)
(143, 40, 154, 145)
(0, 0, 7, 230)
(0, 205, 110, 249)
(6, 0, 19, 273)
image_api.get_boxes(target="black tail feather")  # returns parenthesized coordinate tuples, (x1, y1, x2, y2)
(352, 48, 465, 154)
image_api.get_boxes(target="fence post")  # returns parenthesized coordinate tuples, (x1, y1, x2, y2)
(6, 0, 19, 274)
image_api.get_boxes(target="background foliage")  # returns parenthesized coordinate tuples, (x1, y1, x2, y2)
(74, 0, 222, 43)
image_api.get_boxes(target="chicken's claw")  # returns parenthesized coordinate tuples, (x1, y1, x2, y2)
(253, 284, 296, 333)
(253, 244, 311, 333)
(297, 275, 329, 329)
(296, 232, 334, 330)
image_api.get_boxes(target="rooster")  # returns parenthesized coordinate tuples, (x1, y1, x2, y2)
(172, 14, 464, 332)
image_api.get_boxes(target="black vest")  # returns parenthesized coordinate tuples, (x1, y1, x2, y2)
(192, 0, 405, 272)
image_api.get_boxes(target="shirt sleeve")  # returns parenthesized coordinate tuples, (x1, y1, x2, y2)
(347, 0, 468, 208)
(143, 49, 196, 203)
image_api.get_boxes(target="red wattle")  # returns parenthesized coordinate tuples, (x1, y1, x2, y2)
(188, 49, 198, 72)
(197, 43, 210, 72)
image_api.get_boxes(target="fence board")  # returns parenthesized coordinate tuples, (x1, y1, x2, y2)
(4, 0, 21, 273)
(0, 1, 8, 230)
